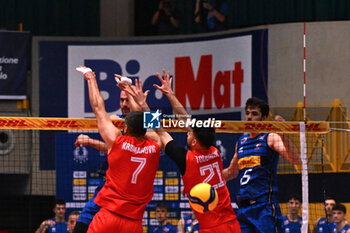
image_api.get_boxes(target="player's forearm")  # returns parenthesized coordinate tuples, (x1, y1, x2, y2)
(151, 11, 160, 25)
(169, 16, 179, 28)
(222, 154, 238, 180)
(177, 219, 185, 233)
(86, 77, 106, 117)
(87, 139, 108, 153)
(166, 93, 190, 120)
(222, 167, 237, 181)
(35, 223, 48, 233)
(280, 134, 300, 165)
(213, 10, 226, 23)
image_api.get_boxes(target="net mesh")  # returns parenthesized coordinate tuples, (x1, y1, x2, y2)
(0, 117, 338, 233)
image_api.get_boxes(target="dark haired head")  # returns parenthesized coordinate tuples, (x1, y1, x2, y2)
(191, 126, 215, 149)
(288, 194, 301, 202)
(55, 199, 66, 206)
(124, 111, 147, 137)
(325, 196, 336, 203)
(333, 203, 346, 214)
(69, 211, 81, 216)
(245, 97, 269, 118)
(155, 202, 168, 211)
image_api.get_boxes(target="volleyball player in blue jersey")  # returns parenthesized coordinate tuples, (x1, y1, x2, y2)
(283, 194, 302, 233)
(223, 97, 300, 233)
(332, 203, 350, 233)
(314, 197, 336, 233)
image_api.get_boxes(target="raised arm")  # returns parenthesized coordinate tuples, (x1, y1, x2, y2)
(268, 115, 300, 164)
(76, 67, 120, 152)
(222, 143, 239, 181)
(153, 70, 190, 121)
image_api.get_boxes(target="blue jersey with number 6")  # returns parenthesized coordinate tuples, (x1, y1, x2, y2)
(237, 133, 279, 202)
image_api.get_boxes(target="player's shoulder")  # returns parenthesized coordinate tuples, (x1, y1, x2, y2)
(315, 217, 325, 225)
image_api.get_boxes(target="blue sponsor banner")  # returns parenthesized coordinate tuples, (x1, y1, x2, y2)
(0, 31, 30, 99)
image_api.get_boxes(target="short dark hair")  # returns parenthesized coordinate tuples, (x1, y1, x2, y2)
(124, 111, 147, 137)
(155, 202, 168, 211)
(55, 199, 66, 206)
(245, 97, 269, 118)
(69, 211, 81, 217)
(288, 194, 301, 202)
(324, 196, 336, 205)
(192, 126, 215, 149)
(333, 203, 346, 214)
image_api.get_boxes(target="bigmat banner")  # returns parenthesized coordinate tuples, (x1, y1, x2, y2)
(0, 31, 30, 99)
(39, 29, 268, 118)
(67, 34, 254, 118)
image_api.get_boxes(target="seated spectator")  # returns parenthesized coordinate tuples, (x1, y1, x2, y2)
(151, 0, 179, 35)
(332, 203, 350, 233)
(194, 0, 228, 32)
(35, 199, 68, 233)
(177, 212, 199, 233)
(67, 211, 80, 233)
(149, 202, 177, 233)
(283, 194, 302, 233)
(314, 197, 336, 233)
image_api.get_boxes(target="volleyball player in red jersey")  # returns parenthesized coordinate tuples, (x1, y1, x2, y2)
(76, 67, 161, 233)
(122, 70, 241, 233)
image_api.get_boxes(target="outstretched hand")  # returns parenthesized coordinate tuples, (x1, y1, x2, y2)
(115, 76, 149, 109)
(153, 69, 173, 95)
(274, 115, 285, 122)
(114, 74, 133, 93)
(129, 79, 150, 107)
(76, 66, 95, 80)
(74, 134, 91, 147)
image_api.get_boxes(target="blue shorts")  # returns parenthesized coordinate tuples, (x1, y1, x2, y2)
(77, 181, 104, 225)
(237, 201, 283, 233)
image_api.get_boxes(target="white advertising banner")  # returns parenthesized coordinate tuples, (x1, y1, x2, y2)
(68, 35, 252, 118)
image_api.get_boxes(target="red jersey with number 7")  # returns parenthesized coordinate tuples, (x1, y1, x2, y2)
(95, 135, 160, 220)
(182, 146, 237, 229)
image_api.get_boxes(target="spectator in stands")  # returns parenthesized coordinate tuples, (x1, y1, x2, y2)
(177, 212, 199, 233)
(332, 203, 350, 233)
(283, 194, 302, 233)
(67, 211, 80, 233)
(194, 0, 228, 32)
(148, 202, 177, 233)
(151, 0, 179, 35)
(35, 199, 68, 233)
(314, 197, 336, 233)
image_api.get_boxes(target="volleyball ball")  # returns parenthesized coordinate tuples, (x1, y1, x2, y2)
(189, 183, 218, 213)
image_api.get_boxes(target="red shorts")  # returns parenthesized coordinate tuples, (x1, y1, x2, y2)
(199, 220, 241, 233)
(87, 208, 143, 233)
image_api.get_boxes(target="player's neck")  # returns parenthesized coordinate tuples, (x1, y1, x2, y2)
(287, 213, 299, 222)
(327, 215, 333, 222)
(249, 132, 259, 138)
(55, 216, 65, 223)
(336, 220, 346, 231)
(159, 220, 168, 227)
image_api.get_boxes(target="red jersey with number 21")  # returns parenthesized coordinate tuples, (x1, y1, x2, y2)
(95, 135, 160, 220)
(182, 146, 237, 229)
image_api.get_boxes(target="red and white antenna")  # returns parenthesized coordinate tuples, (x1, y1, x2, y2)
(303, 23, 306, 122)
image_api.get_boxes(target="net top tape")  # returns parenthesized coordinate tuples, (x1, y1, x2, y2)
(0, 117, 329, 133)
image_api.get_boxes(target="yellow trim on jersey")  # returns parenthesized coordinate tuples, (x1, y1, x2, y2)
(238, 156, 261, 170)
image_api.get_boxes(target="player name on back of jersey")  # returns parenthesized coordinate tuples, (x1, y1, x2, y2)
(195, 150, 220, 163)
(121, 142, 157, 154)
